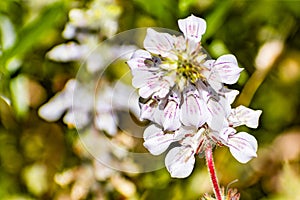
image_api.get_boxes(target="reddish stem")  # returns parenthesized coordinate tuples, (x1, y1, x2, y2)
(205, 143, 222, 200)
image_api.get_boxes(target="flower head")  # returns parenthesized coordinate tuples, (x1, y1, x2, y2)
(127, 15, 262, 178)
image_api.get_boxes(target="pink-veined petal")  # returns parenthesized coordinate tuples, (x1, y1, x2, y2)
(180, 128, 205, 149)
(131, 71, 159, 88)
(218, 127, 236, 143)
(152, 78, 174, 99)
(213, 54, 243, 85)
(144, 28, 175, 57)
(206, 97, 230, 131)
(180, 88, 208, 127)
(228, 105, 262, 128)
(178, 15, 206, 43)
(139, 99, 158, 121)
(220, 88, 240, 105)
(161, 94, 181, 131)
(138, 78, 165, 98)
(127, 50, 153, 71)
(227, 132, 258, 163)
(143, 124, 177, 155)
(165, 146, 195, 178)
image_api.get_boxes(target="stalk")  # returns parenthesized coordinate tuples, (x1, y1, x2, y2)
(205, 143, 222, 200)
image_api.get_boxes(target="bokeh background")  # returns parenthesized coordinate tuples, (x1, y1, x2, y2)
(1, 0, 300, 199)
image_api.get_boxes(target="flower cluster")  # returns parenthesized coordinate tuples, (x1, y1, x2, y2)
(127, 15, 262, 178)
(46, 0, 134, 73)
(39, 79, 139, 135)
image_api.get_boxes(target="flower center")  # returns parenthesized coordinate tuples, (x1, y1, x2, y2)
(177, 59, 203, 84)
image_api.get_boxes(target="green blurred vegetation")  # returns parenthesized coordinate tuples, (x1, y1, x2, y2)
(1, 0, 300, 199)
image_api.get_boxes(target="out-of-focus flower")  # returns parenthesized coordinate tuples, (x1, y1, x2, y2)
(66, 0, 122, 39)
(39, 79, 139, 135)
(46, 0, 132, 73)
(47, 35, 136, 72)
(127, 15, 262, 178)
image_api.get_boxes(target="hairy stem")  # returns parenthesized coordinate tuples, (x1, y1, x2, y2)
(205, 143, 222, 200)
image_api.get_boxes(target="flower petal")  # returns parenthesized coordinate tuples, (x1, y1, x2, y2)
(127, 50, 158, 73)
(180, 88, 208, 127)
(143, 124, 176, 155)
(47, 42, 88, 62)
(139, 78, 171, 99)
(206, 97, 229, 132)
(228, 105, 262, 128)
(95, 112, 118, 136)
(38, 93, 70, 121)
(220, 88, 239, 105)
(178, 15, 206, 43)
(144, 28, 175, 58)
(213, 54, 243, 85)
(155, 93, 181, 131)
(227, 132, 258, 163)
(132, 71, 159, 88)
(63, 109, 90, 129)
(165, 146, 195, 178)
(139, 99, 158, 121)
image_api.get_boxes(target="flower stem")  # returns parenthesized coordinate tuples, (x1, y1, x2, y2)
(205, 143, 222, 200)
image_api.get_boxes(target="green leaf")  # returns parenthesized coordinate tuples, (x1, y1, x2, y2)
(1, 2, 67, 69)
(9, 75, 29, 118)
(202, 0, 233, 42)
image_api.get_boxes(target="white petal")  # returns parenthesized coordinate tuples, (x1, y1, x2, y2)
(159, 93, 181, 131)
(228, 105, 262, 128)
(38, 94, 69, 121)
(144, 28, 175, 57)
(46, 42, 87, 62)
(218, 127, 237, 143)
(127, 50, 155, 72)
(220, 88, 239, 105)
(139, 79, 170, 99)
(132, 71, 159, 88)
(151, 79, 173, 99)
(63, 109, 90, 129)
(165, 146, 195, 178)
(180, 88, 208, 127)
(213, 54, 243, 85)
(180, 128, 205, 150)
(139, 99, 158, 121)
(95, 113, 118, 136)
(178, 15, 206, 43)
(143, 124, 176, 155)
(227, 132, 258, 163)
(206, 98, 229, 132)
(202, 65, 223, 92)
(38, 80, 76, 121)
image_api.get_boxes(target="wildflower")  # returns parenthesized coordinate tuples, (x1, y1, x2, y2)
(127, 15, 262, 178)
(39, 79, 139, 135)
(127, 15, 243, 132)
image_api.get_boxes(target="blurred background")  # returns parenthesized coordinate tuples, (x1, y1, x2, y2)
(0, 0, 300, 199)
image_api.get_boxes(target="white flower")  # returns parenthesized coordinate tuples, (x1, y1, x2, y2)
(127, 15, 262, 178)
(127, 15, 242, 132)
(165, 127, 205, 178)
(39, 79, 93, 129)
(39, 79, 139, 135)
(144, 124, 204, 178)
